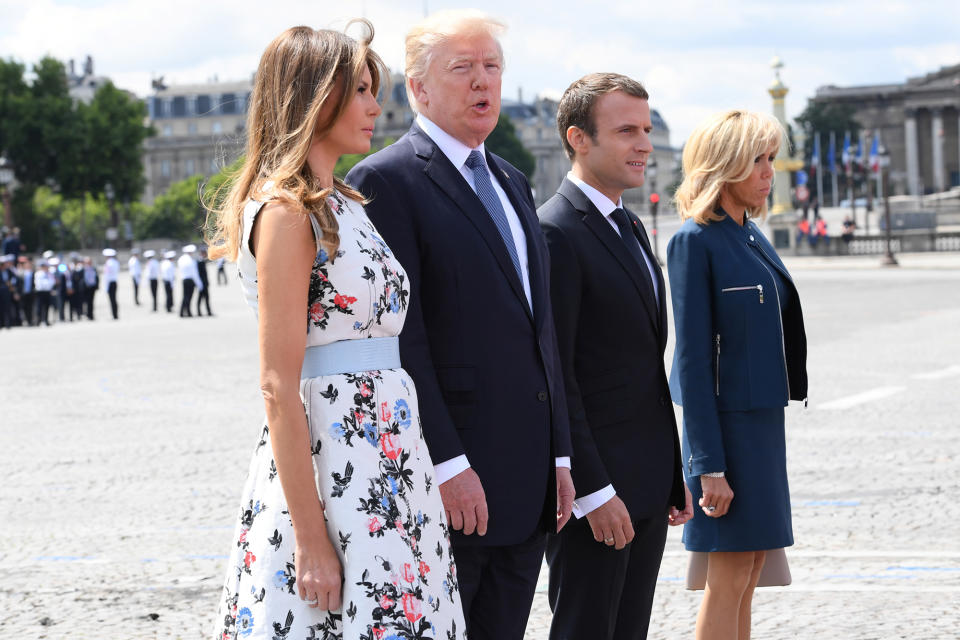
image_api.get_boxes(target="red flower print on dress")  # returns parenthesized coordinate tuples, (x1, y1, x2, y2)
(238, 528, 248, 544)
(379, 595, 394, 610)
(379, 402, 391, 422)
(333, 293, 357, 310)
(401, 562, 416, 584)
(243, 551, 256, 568)
(368, 516, 382, 533)
(419, 561, 430, 578)
(359, 382, 372, 398)
(402, 593, 423, 623)
(381, 433, 401, 461)
(308, 301, 324, 323)
(371, 628, 385, 640)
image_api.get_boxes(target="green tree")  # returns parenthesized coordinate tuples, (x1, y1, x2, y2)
(137, 174, 207, 241)
(794, 101, 860, 166)
(335, 138, 394, 179)
(484, 114, 535, 180)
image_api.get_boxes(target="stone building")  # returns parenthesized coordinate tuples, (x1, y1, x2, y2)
(810, 63, 960, 195)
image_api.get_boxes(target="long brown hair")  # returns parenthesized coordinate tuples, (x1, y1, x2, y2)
(206, 20, 385, 261)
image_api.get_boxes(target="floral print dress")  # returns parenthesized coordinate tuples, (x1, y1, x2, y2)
(215, 191, 465, 640)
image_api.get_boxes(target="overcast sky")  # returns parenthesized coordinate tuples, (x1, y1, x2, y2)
(1, 0, 958, 146)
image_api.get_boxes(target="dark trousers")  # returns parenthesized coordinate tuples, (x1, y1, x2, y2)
(132, 277, 140, 305)
(22, 291, 35, 326)
(196, 285, 211, 316)
(37, 291, 52, 325)
(149, 279, 158, 311)
(452, 533, 546, 640)
(0, 293, 10, 328)
(217, 266, 227, 285)
(546, 515, 668, 640)
(83, 289, 95, 320)
(107, 281, 118, 319)
(164, 281, 174, 312)
(180, 280, 195, 317)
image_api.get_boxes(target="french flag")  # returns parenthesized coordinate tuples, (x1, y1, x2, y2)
(869, 136, 880, 173)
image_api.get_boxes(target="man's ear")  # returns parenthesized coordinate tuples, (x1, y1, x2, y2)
(409, 76, 427, 108)
(566, 125, 587, 158)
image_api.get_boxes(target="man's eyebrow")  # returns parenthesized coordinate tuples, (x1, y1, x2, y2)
(445, 55, 472, 69)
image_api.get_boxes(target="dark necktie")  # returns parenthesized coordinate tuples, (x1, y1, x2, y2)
(610, 207, 659, 309)
(464, 150, 524, 286)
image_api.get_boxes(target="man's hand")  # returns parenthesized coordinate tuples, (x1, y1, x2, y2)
(699, 475, 734, 517)
(668, 483, 695, 526)
(556, 466, 575, 532)
(585, 495, 634, 550)
(439, 467, 488, 536)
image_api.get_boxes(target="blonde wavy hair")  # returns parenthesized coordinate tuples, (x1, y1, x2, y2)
(674, 109, 785, 225)
(404, 9, 505, 112)
(206, 21, 386, 261)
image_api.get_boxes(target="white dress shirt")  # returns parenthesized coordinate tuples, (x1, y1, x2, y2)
(177, 254, 204, 290)
(103, 257, 119, 284)
(417, 114, 570, 484)
(565, 173, 660, 518)
(146, 258, 160, 280)
(161, 259, 176, 282)
(128, 256, 142, 281)
(34, 269, 55, 292)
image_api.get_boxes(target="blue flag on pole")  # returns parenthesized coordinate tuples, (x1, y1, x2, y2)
(869, 135, 879, 173)
(841, 131, 851, 169)
(827, 134, 835, 172)
(796, 169, 808, 186)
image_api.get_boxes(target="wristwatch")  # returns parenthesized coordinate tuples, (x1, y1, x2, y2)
(702, 471, 725, 478)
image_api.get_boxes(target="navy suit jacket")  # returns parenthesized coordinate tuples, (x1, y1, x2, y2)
(539, 179, 684, 519)
(667, 213, 808, 477)
(347, 123, 572, 546)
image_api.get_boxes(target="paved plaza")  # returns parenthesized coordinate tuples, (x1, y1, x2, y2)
(2, 251, 960, 639)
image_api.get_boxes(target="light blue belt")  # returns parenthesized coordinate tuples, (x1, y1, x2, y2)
(301, 336, 401, 379)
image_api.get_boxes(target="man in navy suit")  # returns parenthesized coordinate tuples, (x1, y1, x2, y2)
(538, 73, 691, 640)
(348, 10, 574, 639)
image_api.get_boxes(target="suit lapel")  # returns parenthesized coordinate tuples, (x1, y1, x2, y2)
(409, 125, 533, 323)
(631, 214, 668, 347)
(559, 180, 660, 335)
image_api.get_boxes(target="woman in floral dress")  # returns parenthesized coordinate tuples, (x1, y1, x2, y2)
(206, 22, 465, 640)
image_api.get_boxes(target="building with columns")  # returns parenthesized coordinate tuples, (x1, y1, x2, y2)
(810, 63, 960, 196)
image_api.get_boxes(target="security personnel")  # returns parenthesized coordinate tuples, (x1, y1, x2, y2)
(128, 248, 142, 306)
(177, 244, 201, 318)
(102, 248, 120, 319)
(161, 250, 177, 313)
(144, 250, 160, 312)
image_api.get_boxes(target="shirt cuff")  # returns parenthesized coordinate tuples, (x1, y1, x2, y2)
(555, 456, 571, 469)
(571, 484, 616, 519)
(434, 454, 470, 485)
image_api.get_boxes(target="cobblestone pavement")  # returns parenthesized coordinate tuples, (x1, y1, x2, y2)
(3, 254, 959, 639)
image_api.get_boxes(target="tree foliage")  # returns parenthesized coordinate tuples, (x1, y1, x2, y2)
(485, 114, 535, 180)
(0, 56, 152, 249)
(794, 101, 861, 166)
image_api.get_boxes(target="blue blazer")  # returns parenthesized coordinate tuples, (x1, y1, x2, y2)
(667, 213, 807, 477)
(347, 123, 572, 546)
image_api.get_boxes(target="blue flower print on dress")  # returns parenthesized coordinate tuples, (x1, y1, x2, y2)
(393, 399, 412, 430)
(363, 422, 378, 448)
(272, 570, 287, 590)
(237, 607, 254, 636)
(330, 422, 346, 440)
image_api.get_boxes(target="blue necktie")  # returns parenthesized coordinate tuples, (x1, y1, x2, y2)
(465, 150, 524, 285)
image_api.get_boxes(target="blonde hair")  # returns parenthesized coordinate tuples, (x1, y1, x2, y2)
(404, 9, 506, 111)
(674, 109, 785, 225)
(206, 20, 386, 261)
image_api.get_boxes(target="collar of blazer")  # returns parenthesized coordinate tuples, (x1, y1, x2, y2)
(407, 122, 541, 328)
(557, 177, 663, 337)
(716, 209, 795, 286)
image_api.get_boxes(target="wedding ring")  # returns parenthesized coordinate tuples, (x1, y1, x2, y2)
(603, 537, 614, 543)
(707, 506, 717, 512)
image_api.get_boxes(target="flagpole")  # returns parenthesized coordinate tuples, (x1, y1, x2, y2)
(830, 131, 839, 207)
(875, 129, 883, 201)
(815, 131, 823, 211)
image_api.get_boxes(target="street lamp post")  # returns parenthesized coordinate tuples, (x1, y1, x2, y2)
(878, 144, 898, 267)
(0, 153, 14, 229)
(647, 154, 662, 265)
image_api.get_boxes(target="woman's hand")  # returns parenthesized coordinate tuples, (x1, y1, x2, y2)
(295, 533, 343, 610)
(699, 475, 734, 517)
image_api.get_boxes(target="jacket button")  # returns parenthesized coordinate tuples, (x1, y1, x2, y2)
(537, 391, 548, 402)
(749, 234, 755, 241)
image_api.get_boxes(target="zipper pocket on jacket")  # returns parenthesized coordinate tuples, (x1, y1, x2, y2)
(714, 333, 721, 396)
(721, 284, 764, 303)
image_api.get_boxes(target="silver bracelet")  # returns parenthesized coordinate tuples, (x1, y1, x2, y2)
(702, 471, 725, 478)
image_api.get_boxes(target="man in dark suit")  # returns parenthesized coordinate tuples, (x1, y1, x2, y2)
(538, 73, 692, 640)
(347, 11, 574, 640)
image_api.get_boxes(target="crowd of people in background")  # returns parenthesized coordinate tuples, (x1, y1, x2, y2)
(0, 226, 228, 329)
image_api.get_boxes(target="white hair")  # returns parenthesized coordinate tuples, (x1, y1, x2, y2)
(404, 9, 506, 112)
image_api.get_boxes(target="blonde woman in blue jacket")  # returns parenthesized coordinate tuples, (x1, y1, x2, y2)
(667, 110, 808, 640)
